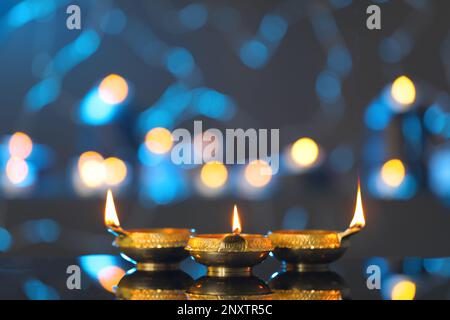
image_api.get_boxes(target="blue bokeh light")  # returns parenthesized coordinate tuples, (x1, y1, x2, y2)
(315, 71, 341, 103)
(100, 9, 127, 34)
(23, 279, 59, 300)
(327, 45, 352, 77)
(428, 149, 450, 199)
(166, 48, 195, 78)
(259, 14, 288, 43)
(79, 89, 121, 126)
(282, 206, 308, 230)
(0, 227, 12, 252)
(179, 4, 208, 30)
(239, 40, 269, 69)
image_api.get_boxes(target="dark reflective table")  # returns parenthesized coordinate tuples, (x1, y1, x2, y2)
(0, 255, 449, 300)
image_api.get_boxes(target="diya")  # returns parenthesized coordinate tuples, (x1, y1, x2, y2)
(105, 190, 193, 271)
(268, 181, 366, 271)
(186, 205, 273, 277)
(116, 269, 193, 300)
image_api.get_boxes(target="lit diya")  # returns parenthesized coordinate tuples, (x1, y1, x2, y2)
(268, 181, 366, 271)
(104, 190, 193, 271)
(186, 205, 273, 277)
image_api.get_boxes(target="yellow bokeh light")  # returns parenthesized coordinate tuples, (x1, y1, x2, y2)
(391, 280, 416, 300)
(78, 151, 104, 169)
(291, 138, 319, 167)
(104, 157, 127, 186)
(9, 132, 33, 159)
(98, 266, 126, 293)
(391, 76, 416, 106)
(79, 159, 106, 188)
(381, 159, 406, 187)
(98, 74, 129, 105)
(244, 160, 272, 188)
(6, 157, 29, 185)
(145, 127, 173, 154)
(200, 161, 228, 189)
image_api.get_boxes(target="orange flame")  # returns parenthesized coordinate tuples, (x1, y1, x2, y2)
(105, 189, 120, 229)
(349, 180, 366, 229)
(232, 205, 241, 234)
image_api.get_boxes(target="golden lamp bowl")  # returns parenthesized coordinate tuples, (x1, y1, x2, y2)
(186, 233, 273, 277)
(114, 228, 193, 270)
(187, 275, 272, 300)
(116, 269, 193, 300)
(268, 229, 359, 271)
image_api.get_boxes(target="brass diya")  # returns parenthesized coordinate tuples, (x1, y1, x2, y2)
(116, 269, 193, 300)
(187, 275, 272, 300)
(186, 206, 273, 277)
(269, 270, 349, 300)
(105, 190, 192, 270)
(269, 182, 366, 271)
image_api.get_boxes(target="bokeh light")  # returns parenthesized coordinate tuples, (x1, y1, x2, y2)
(98, 74, 129, 105)
(200, 162, 228, 189)
(391, 76, 416, 107)
(391, 280, 416, 300)
(291, 138, 319, 167)
(6, 157, 29, 185)
(244, 160, 272, 188)
(103, 157, 128, 186)
(145, 127, 173, 154)
(9, 132, 33, 159)
(381, 159, 406, 188)
(98, 266, 126, 293)
(78, 156, 106, 188)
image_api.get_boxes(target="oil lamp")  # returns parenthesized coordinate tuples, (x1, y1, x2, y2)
(186, 205, 273, 277)
(269, 181, 366, 271)
(104, 190, 193, 271)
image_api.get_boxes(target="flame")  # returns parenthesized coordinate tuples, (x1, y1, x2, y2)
(232, 205, 241, 234)
(105, 189, 120, 229)
(349, 180, 366, 229)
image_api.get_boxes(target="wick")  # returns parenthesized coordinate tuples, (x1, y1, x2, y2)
(233, 228, 241, 235)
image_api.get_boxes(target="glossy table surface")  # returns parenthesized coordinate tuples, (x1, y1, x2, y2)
(0, 255, 449, 300)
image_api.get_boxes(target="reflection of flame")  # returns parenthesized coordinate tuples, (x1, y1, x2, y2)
(349, 180, 366, 229)
(232, 205, 241, 234)
(105, 189, 120, 229)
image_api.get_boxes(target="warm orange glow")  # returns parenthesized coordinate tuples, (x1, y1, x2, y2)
(104, 157, 127, 186)
(105, 189, 120, 229)
(381, 159, 405, 187)
(9, 132, 33, 159)
(291, 137, 319, 167)
(98, 266, 125, 293)
(98, 74, 129, 105)
(200, 161, 228, 189)
(349, 180, 366, 229)
(391, 76, 416, 107)
(391, 280, 416, 300)
(232, 205, 241, 234)
(244, 160, 272, 188)
(145, 127, 173, 154)
(6, 157, 29, 184)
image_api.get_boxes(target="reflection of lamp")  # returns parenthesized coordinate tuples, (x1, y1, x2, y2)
(269, 181, 365, 271)
(116, 269, 193, 300)
(187, 276, 271, 300)
(104, 190, 193, 270)
(186, 206, 273, 277)
(269, 271, 349, 300)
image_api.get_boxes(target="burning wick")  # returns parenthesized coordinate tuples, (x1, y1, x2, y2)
(340, 179, 366, 239)
(232, 205, 241, 234)
(105, 189, 127, 236)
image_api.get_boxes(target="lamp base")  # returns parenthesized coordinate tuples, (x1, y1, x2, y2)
(207, 266, 252, 277)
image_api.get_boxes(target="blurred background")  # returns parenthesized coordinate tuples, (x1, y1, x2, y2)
(0, 0, 449, 299)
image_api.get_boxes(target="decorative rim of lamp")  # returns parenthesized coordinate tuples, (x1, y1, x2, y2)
(115, 228, 192, 249)
(268, 230, 344, 250)
(186, 234, 274, 253)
